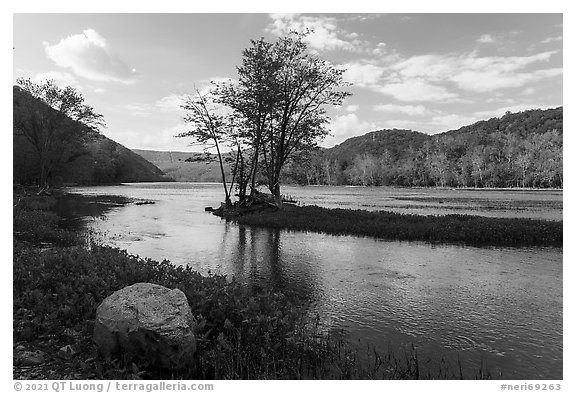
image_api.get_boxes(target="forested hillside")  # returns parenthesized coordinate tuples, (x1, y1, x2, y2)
(13, 86, 168, 186)
(284, 107, 563, 188)
(132, 150, 233, 182)
(134, 107, 562, 188)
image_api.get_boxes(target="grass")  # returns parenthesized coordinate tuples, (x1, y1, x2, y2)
(222, 204, 562, 248)
(13, 189, 495, 380)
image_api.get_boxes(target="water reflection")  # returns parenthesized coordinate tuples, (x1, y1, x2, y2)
(220, 223, 320, 303)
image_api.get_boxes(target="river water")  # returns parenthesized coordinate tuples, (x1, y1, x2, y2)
(66, 182, 563, 379)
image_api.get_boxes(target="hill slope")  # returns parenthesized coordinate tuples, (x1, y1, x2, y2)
(132, 150, 233, 182)
(13, 86, 168, 186)
(317, 107, 563, 187)
(133, 107, 563, 188)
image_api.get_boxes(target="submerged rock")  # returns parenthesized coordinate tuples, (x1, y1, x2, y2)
(93, 283, 196, 369)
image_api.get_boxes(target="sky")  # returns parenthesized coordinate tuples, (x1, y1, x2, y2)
(12, 13, 563, 152)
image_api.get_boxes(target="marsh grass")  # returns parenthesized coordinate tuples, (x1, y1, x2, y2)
(224, 205, 562, 248)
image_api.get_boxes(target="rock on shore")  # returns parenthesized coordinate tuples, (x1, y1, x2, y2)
(93, 283, 196, 369)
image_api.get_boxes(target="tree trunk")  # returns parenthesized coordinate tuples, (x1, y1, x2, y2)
(249, 141, 260, 196)
(273, 182, 282, 209)
(214, 139, 231, 206)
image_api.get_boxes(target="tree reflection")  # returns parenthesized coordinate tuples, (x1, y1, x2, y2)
(222, 222, 319, 303)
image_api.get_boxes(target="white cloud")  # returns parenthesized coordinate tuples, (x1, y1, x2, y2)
(522, 87, 536, 95)
(340, 49, 560, 103)
(372, 42, 387, 56)
(343, 62, 385, 86)
(44, 29, 137, 83)
(386, 50, 561, 95)
(155, 94, 186, 112)
(391, 54, 457, 81)
(452, 67, 562, 92)
(377, 79, 458, 102)
(266, 14, 364, 52)
(379, 119, 421, 130)
(32, 71, 80, 88)
(541, 35, 562, 44)
(373, 103, 432, 116)
(324, 113, 376, 146)
(113, 123, 192, 151)
(476, 34, 495, 44)
(140, 123, 190, 151)
(345, 105, 359, 112)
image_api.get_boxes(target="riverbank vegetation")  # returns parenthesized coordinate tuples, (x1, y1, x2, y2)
(14, 191, 492, 379)
(222, 204, 562, 248)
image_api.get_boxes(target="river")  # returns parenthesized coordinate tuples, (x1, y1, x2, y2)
(65, 182, 563, 379)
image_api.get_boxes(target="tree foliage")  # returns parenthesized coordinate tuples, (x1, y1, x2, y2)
(13, 83, 165, 187)
(13, 79, 105, 189)
(282, 108, 563, 188)
(180, 32, 351, 206)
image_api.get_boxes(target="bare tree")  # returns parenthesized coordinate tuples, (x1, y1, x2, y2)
(178, 89, 233, 206)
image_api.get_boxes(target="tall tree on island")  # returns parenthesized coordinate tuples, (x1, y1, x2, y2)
(13, 78, 106, 191)
(218, 31, 351, 207)
(215, 38, 278, 198)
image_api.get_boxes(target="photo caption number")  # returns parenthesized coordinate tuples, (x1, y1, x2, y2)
(25, 384, 49, 391)
(535, 385, 562, 391)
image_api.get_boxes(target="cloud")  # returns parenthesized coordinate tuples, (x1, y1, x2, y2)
(340, 48, 560, 104)
(182, 76, 235, 97)
(324, 113, 377, 146)
(386, 50, 561, 95)
(452, 67, 562, 93)
(266, 14, 366, 52)
(44, 29, 137, 83)
(155, 94, 186, 112)
(345, 105, 359, 112)
(476, 34, 495, 44)
(373, 103, 432, 116)
(372, 42, 387, 56)
(376, 79, 458, 102)
(541, 35, 562, 44)
(379, 119, 421, 130)
(343, 62, 385, 86)
(32, 71, 80, 88)
(113, 123, 192, 151)
(154, 77, 234, 115)
(141, 123, 190, 151)
(521, 87, 536, 95)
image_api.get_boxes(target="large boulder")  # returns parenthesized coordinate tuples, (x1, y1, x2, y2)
(93, 283, 196, 369)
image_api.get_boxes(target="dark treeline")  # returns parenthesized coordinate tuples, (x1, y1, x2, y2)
(283, 107, 563, 188)
(13, 85, 167, 187)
